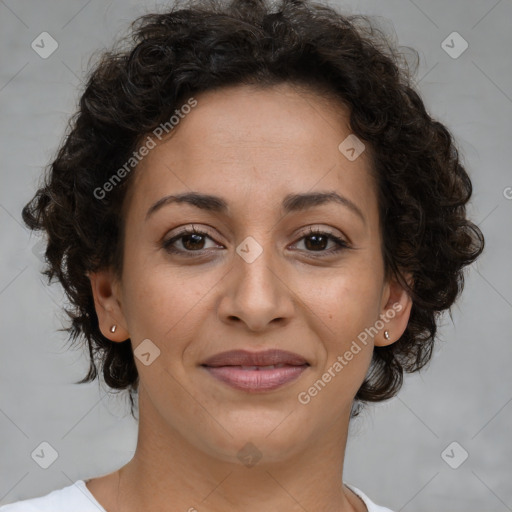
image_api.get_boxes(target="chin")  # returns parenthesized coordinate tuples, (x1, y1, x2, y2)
(195, 417, 310, 466)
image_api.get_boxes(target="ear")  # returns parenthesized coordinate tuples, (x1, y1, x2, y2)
(87, 269, 129, 342)
(374, 272, 413, 348)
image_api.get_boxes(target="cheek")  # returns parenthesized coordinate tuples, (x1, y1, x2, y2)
(293, 275, 377, 421)
(121, 256, 224, 347)
(297, 267, 381, 387)
(298, 268, 382, 334)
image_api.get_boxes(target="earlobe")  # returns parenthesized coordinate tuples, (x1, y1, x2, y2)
(88, 269, 129, 342)
(375, 273, 413, 347)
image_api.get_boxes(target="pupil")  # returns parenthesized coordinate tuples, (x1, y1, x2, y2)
(183, 234, 204, 250)
(306, 235, 327, 251)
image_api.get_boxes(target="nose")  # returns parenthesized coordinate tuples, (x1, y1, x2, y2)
(217, 242, 295, 332)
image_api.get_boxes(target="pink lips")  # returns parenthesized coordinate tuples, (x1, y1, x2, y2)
(201, 349, 309, 392)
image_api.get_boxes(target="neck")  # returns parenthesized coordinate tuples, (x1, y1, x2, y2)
(114, 388, 363, 512)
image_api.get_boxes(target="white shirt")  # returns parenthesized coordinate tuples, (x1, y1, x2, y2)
(0, 479, 394, 512)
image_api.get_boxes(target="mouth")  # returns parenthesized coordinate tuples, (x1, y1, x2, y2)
(200, 349, 310, 392)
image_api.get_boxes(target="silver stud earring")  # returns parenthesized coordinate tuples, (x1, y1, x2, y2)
(384, 330, 390, 340)
(110, 325, 117, 333)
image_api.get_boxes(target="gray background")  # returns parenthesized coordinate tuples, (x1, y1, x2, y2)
(0, 0, 511, 510)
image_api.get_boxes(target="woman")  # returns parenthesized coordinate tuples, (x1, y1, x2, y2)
(1, 0, 484, 510)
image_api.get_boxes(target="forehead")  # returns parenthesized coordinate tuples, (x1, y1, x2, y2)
(162, 83, 352, 163)
(126, 83, 378, 225)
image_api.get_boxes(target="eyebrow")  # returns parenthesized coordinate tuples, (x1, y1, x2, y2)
(145, 191, 366, 224)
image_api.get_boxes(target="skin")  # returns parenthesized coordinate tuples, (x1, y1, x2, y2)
(87, 82, 412, 512)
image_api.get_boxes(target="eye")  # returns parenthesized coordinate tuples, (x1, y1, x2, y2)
(162, 225, 350, 258)
(291, 227, 349, 256)
(162, 226, 223, 255)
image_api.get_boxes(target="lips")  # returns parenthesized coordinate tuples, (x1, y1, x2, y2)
(201, 349, 309, 368)
(201, 349, 309, 392)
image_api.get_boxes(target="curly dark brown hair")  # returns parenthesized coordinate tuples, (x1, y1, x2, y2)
(22, 0, 484, 420)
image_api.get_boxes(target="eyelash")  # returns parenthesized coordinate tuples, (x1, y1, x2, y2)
(162, 226, 350, 258)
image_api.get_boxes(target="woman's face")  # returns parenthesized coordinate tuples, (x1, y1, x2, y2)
(91, 83, 411, 465)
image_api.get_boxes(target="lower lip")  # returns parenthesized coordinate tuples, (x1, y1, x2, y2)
(202, 365, 308, 392)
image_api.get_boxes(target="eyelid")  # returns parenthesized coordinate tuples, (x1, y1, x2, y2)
(294, 224, 345, 240)
(162, 225, 224, 251)
(289, 226, 350, 253)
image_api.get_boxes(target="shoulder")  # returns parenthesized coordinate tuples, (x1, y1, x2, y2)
(0, 480, 106, 512)
(345, 483, 395, 512)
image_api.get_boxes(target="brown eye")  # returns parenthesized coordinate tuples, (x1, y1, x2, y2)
(181, 233, 207, 250)
(292, 228, 349, 256)
(163, 227, 223, 255)
(303, 233, 329, 251)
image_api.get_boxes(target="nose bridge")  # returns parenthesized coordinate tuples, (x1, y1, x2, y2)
(234, 233, 280, 304)
(219, 232, 294, 330)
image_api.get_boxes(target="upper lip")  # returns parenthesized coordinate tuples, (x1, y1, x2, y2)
(201, 349, 309, 367)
